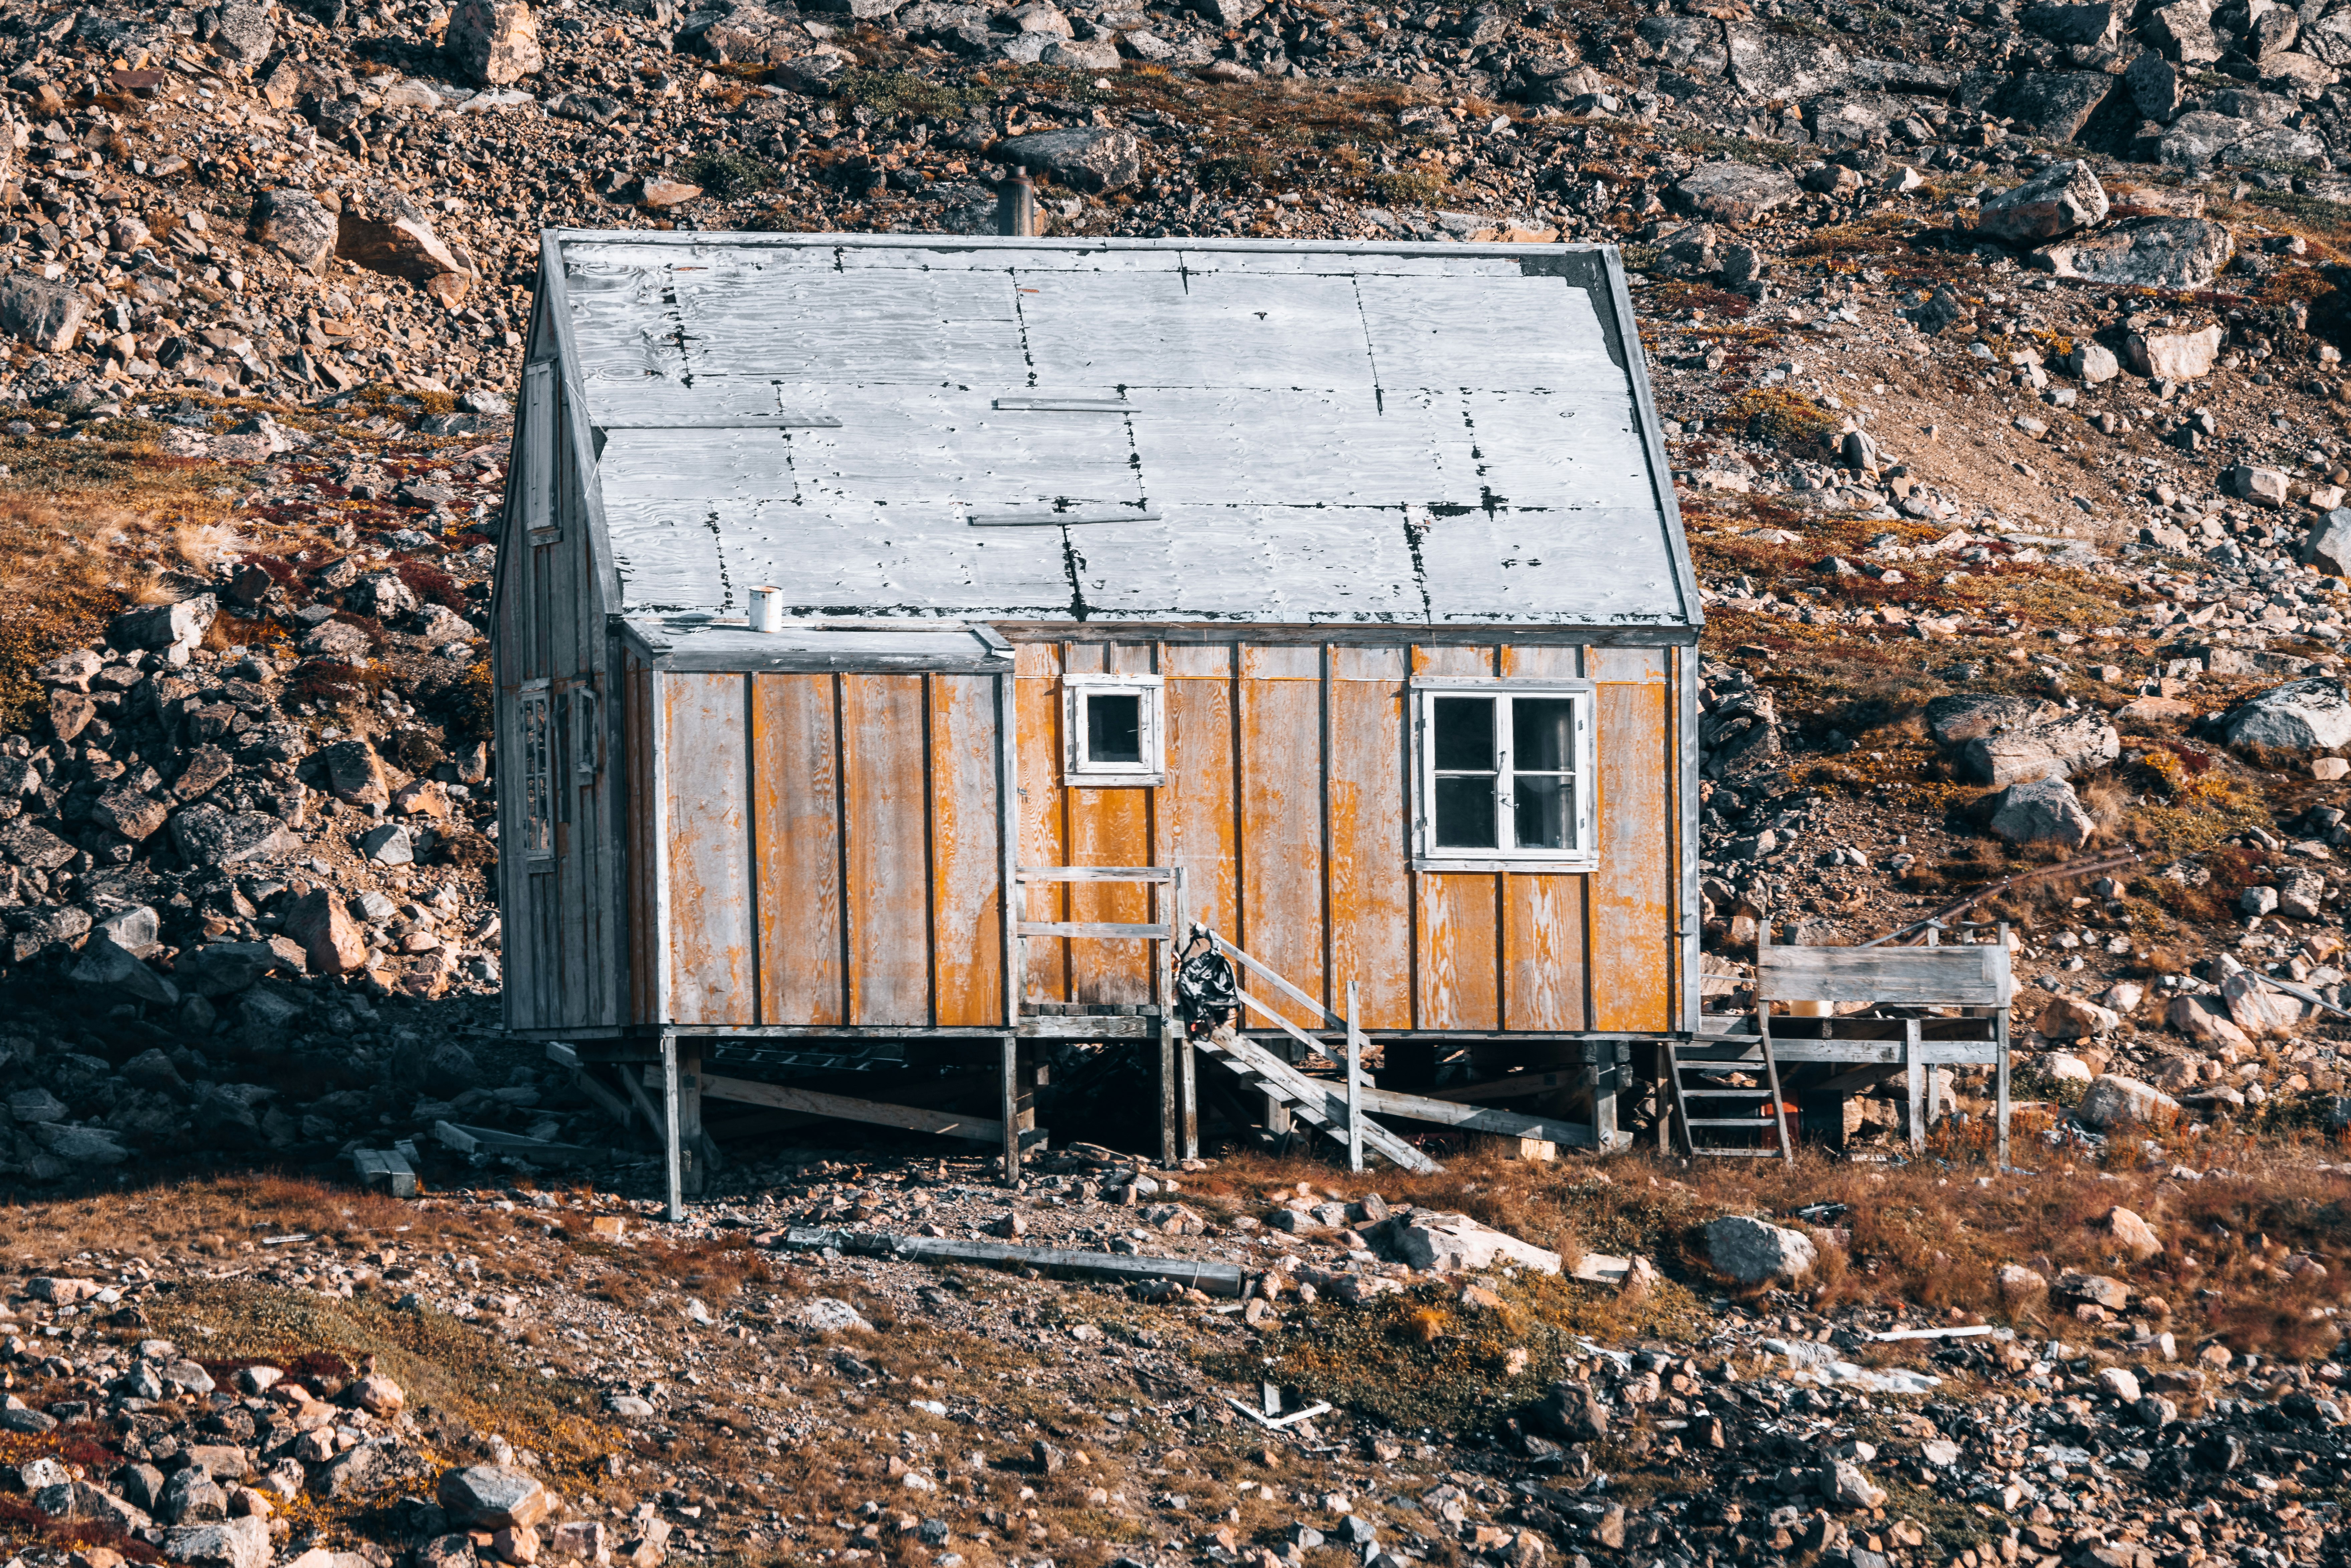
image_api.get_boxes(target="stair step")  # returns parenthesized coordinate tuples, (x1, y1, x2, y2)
(1678, 1086, 1770, 1096)
(1689, 1148, 1786, 1157)
(1683, 1116, 1781, 1127)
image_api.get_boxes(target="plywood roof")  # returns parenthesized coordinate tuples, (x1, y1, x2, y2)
(544, 232, 1697, 630)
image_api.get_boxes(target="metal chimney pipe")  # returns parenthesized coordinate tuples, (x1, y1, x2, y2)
(997, 166, 1037, 238)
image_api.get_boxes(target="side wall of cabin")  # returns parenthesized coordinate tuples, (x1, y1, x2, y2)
(634, 637, 1691, 1038)
(493, 294, 626, 1034)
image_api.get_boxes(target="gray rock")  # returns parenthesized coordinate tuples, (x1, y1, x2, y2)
(32, 1123, 133, 1165)
(176, 942, 284, 997)
(171, 804, 297, 868)
(2024, 1, 2122, 46)
(111, 594, 218, 663)
(309, 1444, 383, 1500)
(2125, 51, 2186, 120)
(2076, 1074, 2180, 1129)
(1529, 1378, 1609, 1441)
(320, 738, 390, 805)
(212, 2, 276, 62)
(1986, 777, 2095, 848)
(252, 187, 338, 276)
(162, 1517, 273, 1568)
(1959, 712, 2120, 787)
(160, 1466, 228, 1525)
(338, 193, 474, 291)
(992, 128, 1142, 193)
(2068, 342, 2120, 383)
(1189, 0, 1266, 25)
(2126, 324, 2225, 380)
(1670, 161, 1800, 224)
(2220, 678, 2351, 751)
(1996, 72, 2116, 140)
(1636, 15, 1727, 76)
(360, 822, 416, 865)
(1725, 23, 1851, 97)
(0, 818, 78, 870)
(69, 934, 179, 1008)
(1703, 1215, 1819, 1284)
(300, 619, 373, 660)
(95, 903, 161, 955)
(2304, 508, 2351, 575)
(2033, 217, 2234, 289)
(1976, 160, 2108, 244)
(0, 273, 89, 352)
(2144, 0, 2222, 63)
(447, 0, 544, 84)
(806, 0, 906, 14)
(438, 1466, 552, 1530)
(2304, 9, 2351, 65)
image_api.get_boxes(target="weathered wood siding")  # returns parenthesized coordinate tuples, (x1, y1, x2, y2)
(638, 670, 1008, 1028)
(494, 314, 625, 1035)
(1015, 639, 1690, 1035)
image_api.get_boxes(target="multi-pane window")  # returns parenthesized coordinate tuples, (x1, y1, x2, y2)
(1415, 684, 1594, 867)
(517, 684, 554, 860)
(1063, 674, 1164, 785)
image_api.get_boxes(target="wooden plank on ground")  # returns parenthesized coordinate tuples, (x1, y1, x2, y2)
(777, 1227, 1247, 1297)
(702, 1073, 1003, 1142)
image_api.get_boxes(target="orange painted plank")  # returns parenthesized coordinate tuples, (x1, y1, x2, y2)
(841, 674, 931, 1027)
(930, 674, 1005, 1027)
(1415, 872, 1499, 1031)
(1326, 647, 1411, 1031)
(1014, 642, 1067, 1005)
(752, 673, 844, 1027)
(1498, 644, 1583, 678)
(661, 671, 753, 1025)
(1239, 645, 1325, 1026)
(1591, 648, 1673, 1032)
(1163, 644, 1237, 953)
(1504, 875, 1589, 1031)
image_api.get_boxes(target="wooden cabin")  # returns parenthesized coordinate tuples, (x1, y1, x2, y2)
(491, 230, 1701, 1210)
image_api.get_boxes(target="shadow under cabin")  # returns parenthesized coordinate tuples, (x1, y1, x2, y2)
(490, 227, 1704, 1214)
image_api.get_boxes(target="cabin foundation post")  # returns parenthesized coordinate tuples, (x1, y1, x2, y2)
(1000, 1035, 1020, 1185)
(660, 1031, 683, 1221)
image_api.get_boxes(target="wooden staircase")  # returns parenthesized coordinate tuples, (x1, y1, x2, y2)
(1664, 1037, 1794, 1161)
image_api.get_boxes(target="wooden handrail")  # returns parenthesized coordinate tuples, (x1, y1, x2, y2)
(1205, 929, 1345, 1031)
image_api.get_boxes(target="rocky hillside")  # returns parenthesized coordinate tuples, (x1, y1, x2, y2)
(0, 0, 2349, 1172)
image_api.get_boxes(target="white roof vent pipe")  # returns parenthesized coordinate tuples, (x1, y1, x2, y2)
(749, 586, 784, 633)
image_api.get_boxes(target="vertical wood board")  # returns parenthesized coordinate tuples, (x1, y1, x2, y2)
(660, 671, 754, 1025)
(1325, 652, 1411, 1031)
(842, 674, 933, 1026)
(752, 672, 846, 1026)
(1238, 644, 1326, 1025)
(930, 674, 1006, 1026)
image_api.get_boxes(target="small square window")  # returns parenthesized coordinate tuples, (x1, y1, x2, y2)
(1064, 674, 1164, 786)
(1413, 682, 1594, 869)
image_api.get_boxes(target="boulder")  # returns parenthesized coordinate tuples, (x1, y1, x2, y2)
(1996, 1262, 2047, 1297)
(1703, 1215, 1818, 1284)
(2166, 994, 2251, 1048)
(1527, 1379, 1608, 1442)
(2068, 342, 2120, 383)
(111, 594, 218, 664)
(170, 803, 296, 867)
(1959, 712, 2119, 787)
(2227, 465, 2290, 508)
(1976, 160, 2108, 244)
(2034, 218, 2234, 289)
(2125, 324, 2226, 379)
(2057, 1271, 2131, 1309)
(69, 934, 179, 1007)
(2103, 1205, 2163, 1261)
(2024, 1, 2122, 46)
(34, 1123, 133, 1164)
(681, 4, 821, 61)
(1636, 15, 1728, 76)
(992, 128, 1142, 193)
(2303, 507, 2351, 574)
(92, 786, 171, 842)
(1924, 693, 2060, 746)
(1670, 161, 1800, 224)
(162, 1517, 273, 1568)
(2144, 0, 2222, 62)
(2076, 1074, 2179, 1129)
(1996, 71, 2115, 140)
(252, 187, 338, 276)
(211, 2, 276, 62)
(339, 191, 474, 298)
(285, 889, 369, 975)
(1380, 1212, 1563, 1274)
(2037, 996, 2120, 1040)
(2220, 969, 2298, 1036)
(0, 272, 88, 352)
(1724, 23, 1852, 97)
(2220, 678, 2351, 751)
(1987, 777, 2095, 848)
(2125, 51, 2186, 120)
(2277, 866, 2327, 919)
(320, 739, 391, 805)
(438, 1467, 550, 1531)
(447, 0, 544, 84)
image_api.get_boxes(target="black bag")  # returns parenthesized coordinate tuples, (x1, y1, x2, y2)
(1176, 947, 1239, 1032)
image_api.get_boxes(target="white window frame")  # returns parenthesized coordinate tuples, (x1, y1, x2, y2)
(1411, 679, 1597, 872)
(517, 679, 555, 862)
(1062, 673, 1165, 787)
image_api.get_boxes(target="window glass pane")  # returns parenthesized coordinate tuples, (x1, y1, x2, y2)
(1433, 696, 1495, 772)
(1513, 698, 1576, 775)
(1435, 776, 1498, 849)
(1085, 692, 1144, 764)
(1514, 775, 1574, 851)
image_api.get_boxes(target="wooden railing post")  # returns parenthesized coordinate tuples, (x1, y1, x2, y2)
(1345, 979, 1363, 1174)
